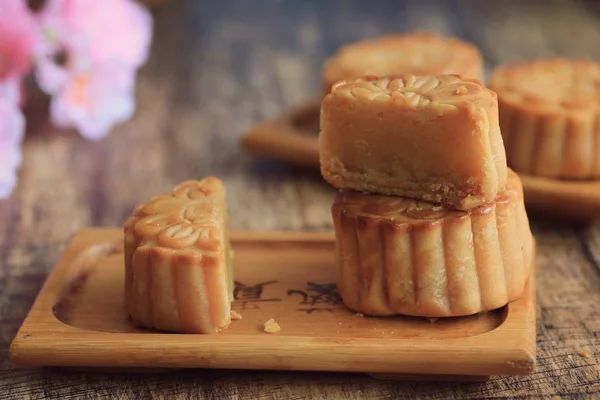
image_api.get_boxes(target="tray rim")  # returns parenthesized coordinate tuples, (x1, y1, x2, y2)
(9, 228, 537, 376)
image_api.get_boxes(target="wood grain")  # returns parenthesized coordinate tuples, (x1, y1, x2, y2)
(1, 0, 599, 399)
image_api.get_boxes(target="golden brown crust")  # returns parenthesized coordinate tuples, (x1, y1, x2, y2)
(322, 32, 483, 95)
(320, 74, 507, 210)
(489, 58, 600, 179)
(330, 74, 489, 107)
(331, 169, 534, 318)
(124, 178, 233, 334)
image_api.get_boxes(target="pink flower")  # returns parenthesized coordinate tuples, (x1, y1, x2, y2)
(34, 0, 153, 140)
(0, 1, 35, 198)
(0, 79, 25, 199)
(48, 61, 136, 141)
(38, 0, 153, 68)
(0, 1, 37, 81)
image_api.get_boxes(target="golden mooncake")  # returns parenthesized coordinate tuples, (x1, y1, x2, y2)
(489, 58, 600, 179)
(331, 169, 534, 318)
(124, 177, 233, 334)
(320, 74, 508, 210)
(322, 32, 483, 95)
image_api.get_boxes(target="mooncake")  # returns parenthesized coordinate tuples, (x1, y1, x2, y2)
(331, 169, 534, 318)
(124, 177, 233, 334)
(489, 58, 600, 179)
(322, 32, 483, 94)
(320, 74, 507, 210)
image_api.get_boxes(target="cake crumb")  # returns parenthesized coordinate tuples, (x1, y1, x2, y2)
(263, 318, 281, 333)
(354, 313, 364, 317)
(579, 351, 591, 358)
(230, 310, 242, 320)
(427, 318, 438, 324)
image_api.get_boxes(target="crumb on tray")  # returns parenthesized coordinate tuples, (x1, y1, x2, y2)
(579, 351, 591, 358)
(354, 313, 364, 317)
(230, 310, 242, 320)
(427, 318, 438, 324)
(263, 318, 281, 333)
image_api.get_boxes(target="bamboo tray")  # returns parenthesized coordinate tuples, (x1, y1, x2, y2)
(10, 228, 536, 381)
(241, 101, 600, 223)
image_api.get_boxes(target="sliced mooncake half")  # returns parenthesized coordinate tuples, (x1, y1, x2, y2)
(320, 74, 508, 210)
(331, 169, 534, 318)
(124, 177, 233, 334)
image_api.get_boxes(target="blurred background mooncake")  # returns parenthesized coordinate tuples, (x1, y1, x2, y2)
(322, 32, 484, 95)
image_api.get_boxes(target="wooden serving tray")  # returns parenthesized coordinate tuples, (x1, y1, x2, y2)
(10, 228, 536, 380)
(242, 101, 600, 223)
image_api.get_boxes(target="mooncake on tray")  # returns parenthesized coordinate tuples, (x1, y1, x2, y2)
(322, 32, 483, 94)
(331, 169, 534, 318)
(124, 177, 233, 334)
(489, 58, 600, 179)
(320, 74, 508, 210)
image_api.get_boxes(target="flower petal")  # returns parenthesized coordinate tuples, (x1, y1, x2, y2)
(34, 55, 70, 94)
(49, 62, 137, 140)
(0, 92, 25, 199)
(0, 77, 23, 105)
(0, 0, 38, 80)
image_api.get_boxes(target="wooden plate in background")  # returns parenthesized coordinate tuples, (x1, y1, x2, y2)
(241, 101, 600, 224)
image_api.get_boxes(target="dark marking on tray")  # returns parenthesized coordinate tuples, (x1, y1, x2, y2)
(233, 280, 280, 310)
(287, 282, 342, 314)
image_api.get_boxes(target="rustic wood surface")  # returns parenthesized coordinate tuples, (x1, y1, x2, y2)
(1, 0, 599, 398)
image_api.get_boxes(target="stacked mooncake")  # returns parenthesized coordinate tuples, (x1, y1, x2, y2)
(319, 74, 535, 317)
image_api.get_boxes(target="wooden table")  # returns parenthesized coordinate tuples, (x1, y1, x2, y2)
(1, 0, 599, 398)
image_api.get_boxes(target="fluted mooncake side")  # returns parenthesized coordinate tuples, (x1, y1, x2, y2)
(320, 74, 507, 210)
(331, 169, 534, 318)
(489, 58, 600, 179)
(322, 32, 483, 94)
(124, 177, 233, 334)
